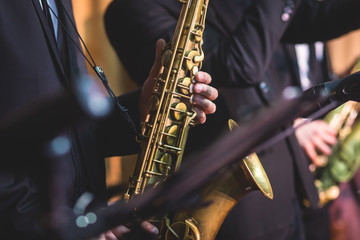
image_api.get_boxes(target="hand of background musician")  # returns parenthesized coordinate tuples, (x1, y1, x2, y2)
(97, 221, 158, 240)
(139, 39, 218, 124)
(294, 118, 338, 166)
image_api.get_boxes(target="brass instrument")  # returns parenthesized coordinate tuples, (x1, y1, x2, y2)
(313, 101, 360, 206)
(165, 120, 273, 240)
(124, 0, 208, 201)
(314, 61, 360, 207)
(125, 0, 209, 237)
(124, 0, 273, 238)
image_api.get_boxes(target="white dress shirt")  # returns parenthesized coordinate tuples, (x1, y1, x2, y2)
(295, 42, 324, 90)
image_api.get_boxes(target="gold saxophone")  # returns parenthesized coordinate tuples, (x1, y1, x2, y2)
(124, 0, 207, 201)
(313, 60, 360, 207)
(125, 0, 273, 239)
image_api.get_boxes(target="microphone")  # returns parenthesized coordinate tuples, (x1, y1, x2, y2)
(301, 71, 360, 117)
(305, 71, 360, 102)
(334, 71, 360, 102)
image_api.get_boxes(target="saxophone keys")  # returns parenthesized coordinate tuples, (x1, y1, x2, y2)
(171, 102, 188, 121)
(161, 48, 173, 67)
(164, 125, 180, 146)
(191, 29, 203, 42)
(155, 152, 173, 173)
(185, 51, 202, 71)
(192, 65, 198, 75)
(178, 77, 192, 95)
(318, 185, 340, 207)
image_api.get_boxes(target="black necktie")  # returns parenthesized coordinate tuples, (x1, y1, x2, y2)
(42, 0, 72, 79)
(56, 6, 70, 76)
(309, 44, 320, 86)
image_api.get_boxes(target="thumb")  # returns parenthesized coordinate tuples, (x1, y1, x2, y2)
(147, 39, 166, 83)
(139, 39, 166, 122)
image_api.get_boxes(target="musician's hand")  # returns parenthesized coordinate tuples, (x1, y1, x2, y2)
(191, 71, 218, 124)
(139, 39, 218, 124)
(294, 118, 337, 166)
(97, 221, 158, 240)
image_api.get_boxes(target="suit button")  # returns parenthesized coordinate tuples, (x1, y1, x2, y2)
(281, 13, 290, 22)
(259, 82, 269, 93)
(282, 0, 295, 22)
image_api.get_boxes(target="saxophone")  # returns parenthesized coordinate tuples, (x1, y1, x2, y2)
(313, 60, 360, 207)
(124, 0, 208, 201)
(125, 0, 273, 239)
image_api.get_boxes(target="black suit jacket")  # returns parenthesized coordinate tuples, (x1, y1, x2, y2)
(0, 1, 141, 238)
(105, 0, 360, 238)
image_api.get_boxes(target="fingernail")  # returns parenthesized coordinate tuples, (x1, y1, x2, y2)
(195, 71, 202, 79)
(189, 84, 194, 93)
(152, 226, 159, 235)
(194, 84, 203, 92)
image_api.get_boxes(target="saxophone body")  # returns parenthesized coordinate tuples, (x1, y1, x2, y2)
(124, 0, 208, 201)
(125, 0, 273, 239)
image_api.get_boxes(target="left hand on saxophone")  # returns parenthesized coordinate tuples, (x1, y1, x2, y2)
(139, 39, 218, 124)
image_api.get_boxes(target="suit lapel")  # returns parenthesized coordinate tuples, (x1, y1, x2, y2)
(31, 0, 67, 80)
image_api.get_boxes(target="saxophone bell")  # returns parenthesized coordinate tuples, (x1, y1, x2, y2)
(164, 120, 273, 240)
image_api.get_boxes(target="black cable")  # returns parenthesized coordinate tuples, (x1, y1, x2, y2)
(46, 1, 140, 136)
